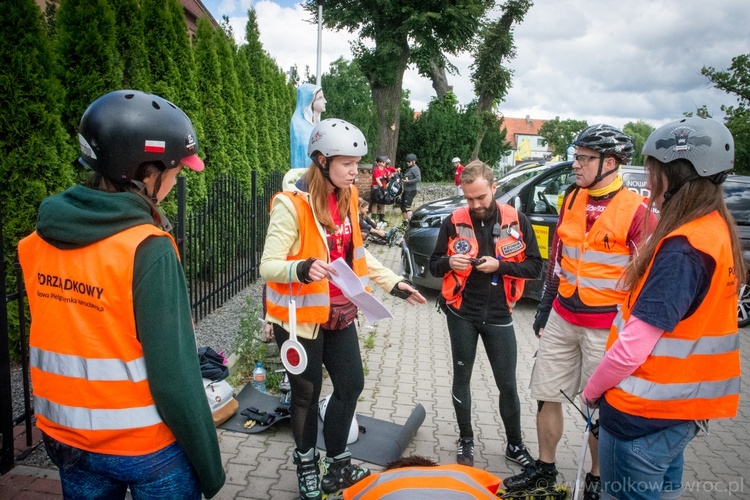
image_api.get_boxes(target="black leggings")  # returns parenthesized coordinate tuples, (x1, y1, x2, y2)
(446, 308, 522, 445)
(273, 322, 364, 456)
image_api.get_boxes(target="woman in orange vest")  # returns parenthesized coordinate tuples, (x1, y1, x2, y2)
(260, 118, 426, 500)
(583, 117, 743, 499)
(18, 91, 224, 498)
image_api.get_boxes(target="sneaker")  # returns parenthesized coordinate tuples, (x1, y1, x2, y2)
(503, 459, 558, 491)
(293, 448, 321, 500)
(583, 473, 601, 500)
(505, 443, 534, 467)
(456, 437, 474, 467)
(386, 228, 397, 246)
(321, 450, 370, 494)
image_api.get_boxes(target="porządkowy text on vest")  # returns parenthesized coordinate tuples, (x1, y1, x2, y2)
(35, 273, 105, 312)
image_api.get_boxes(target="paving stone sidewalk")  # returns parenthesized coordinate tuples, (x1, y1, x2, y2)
(214, 243, 750, 499)
(4, 243, 749, 499)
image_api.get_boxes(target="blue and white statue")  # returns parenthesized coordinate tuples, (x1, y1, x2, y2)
(290, 84, 326, 169)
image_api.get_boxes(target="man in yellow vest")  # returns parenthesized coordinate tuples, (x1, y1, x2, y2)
(503, 125, 656, 499)
(429, 161, 542, 470)
(583, 117, 742, 498)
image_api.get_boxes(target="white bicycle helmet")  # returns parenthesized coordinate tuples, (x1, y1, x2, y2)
(318, 394, 359, 444)
(307, 118, 368, 159)
(452, 157, 461, 163)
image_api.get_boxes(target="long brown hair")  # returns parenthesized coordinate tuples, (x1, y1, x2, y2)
(623, 157, 746, 292)
(305, 157, 352, 233)
(84, 162, 165, 227)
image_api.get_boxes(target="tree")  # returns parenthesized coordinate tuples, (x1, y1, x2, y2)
(623, 121, 654, 166)
(469, 0, 532, 160)
(110, 0, 151, 91)
(320, 57, 378, 159)
(1, 0, 75, 356)
(56, 0, 123, 138)
(305, 0, 493, 161)
(702, 54, 750, 174)
(538, 118, 588, 158)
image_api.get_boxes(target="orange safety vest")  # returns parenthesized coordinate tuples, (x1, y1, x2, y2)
(441, 203, 527, 311)
(604, 211, 740, 420)
(557, 188, 644, 307)
(18, 224, 179, 455)
(343, 464, 501, 499)
(265, 187, 370, 324)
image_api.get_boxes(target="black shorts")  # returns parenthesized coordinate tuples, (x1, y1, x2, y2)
(400, 190, 417, 212)
(370, 186, 385, 204)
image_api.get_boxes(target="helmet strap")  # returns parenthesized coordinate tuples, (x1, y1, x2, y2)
(583, 156, 619, 190)
(312, 155, 338, 190)
(663, 171, 700, 207)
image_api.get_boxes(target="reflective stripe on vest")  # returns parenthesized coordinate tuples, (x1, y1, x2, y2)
(30, 347, 148, 382)
(557, 187, 645, 306)
(18, 224, 179, 455)
(34, 396, 163, 430)
(442, 203, 526, 310)
(266, 187, 370, 325)
(345, 465, 500, 500)
(604, 211, 741, 420)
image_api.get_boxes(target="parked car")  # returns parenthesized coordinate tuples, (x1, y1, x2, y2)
(401, 161, 750, 326)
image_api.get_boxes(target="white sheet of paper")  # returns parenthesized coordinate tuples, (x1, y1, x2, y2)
(328, 258, 393, 323)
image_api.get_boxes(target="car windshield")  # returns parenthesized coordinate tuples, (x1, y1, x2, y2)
(724, 182, 750, 225)
(495, 166, 549, 195)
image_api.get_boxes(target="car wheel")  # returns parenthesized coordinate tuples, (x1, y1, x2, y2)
(738, 276, 750, 328)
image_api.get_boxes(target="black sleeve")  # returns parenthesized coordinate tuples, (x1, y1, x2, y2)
(497, 212, 543, 280)
(429, 216, 455, 278)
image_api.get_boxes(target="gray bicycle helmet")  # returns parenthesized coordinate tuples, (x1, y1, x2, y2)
(376, 155, 388, 163)
(573, 124, 634, 164)
(405, 153, 417, 162)
(307, 118, 368, 159)
(78, 90, 203, 181)
(642, 117, 734, 178)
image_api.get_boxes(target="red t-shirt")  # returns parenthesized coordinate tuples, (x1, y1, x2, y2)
(325, 193, 352, 298)
(454, 164, 465, 186)
(372, 165, 387, 187)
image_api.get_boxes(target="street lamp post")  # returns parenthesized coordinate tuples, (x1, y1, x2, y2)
(316, 0, 324, 86)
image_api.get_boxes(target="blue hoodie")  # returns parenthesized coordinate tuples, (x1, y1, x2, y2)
(290, 83, 322, 169)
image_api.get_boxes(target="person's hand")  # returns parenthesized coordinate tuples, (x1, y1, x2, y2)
(474, 256, 499, 274)
(580, 392, 600, 410)
(449, 254, 474, 271)
(393, 281, 427, 305)
(264, 322, 274, 341)
(535, 327, 544, 339)
(308, 259, 337, 282)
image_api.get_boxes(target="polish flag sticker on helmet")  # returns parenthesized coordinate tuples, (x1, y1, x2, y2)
(144, 140, 166, 153)
(78, 134, 97, 159)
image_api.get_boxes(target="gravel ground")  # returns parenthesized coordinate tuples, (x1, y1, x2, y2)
(10, 278, 266, 470)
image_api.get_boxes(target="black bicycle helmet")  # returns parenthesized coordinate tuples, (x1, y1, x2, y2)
(573, 124, 634, 164)
(78, 90, 203, 182)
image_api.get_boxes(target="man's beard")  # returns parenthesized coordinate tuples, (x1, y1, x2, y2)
(469, 203, 496, 221)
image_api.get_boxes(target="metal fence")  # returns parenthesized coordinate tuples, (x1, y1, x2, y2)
(0, 170, 283, 473)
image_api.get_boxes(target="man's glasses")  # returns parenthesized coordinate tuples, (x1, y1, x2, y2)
(573, 154, 601, 165)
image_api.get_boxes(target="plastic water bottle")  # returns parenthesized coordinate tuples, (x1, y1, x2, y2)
(566, 144, 576, 161)
(252, 362, 267, 393)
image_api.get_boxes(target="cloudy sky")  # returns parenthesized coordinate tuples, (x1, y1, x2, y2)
(203, 0, 748, 130)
